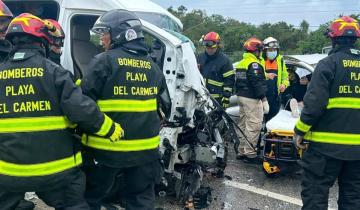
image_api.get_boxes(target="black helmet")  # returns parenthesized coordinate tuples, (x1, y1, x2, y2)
(92, 9, 144, 45)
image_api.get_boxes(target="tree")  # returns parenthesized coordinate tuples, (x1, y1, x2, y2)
(167, 7, 360, 58)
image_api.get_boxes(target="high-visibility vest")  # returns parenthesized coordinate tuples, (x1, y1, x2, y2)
(263, 55, 289, 93)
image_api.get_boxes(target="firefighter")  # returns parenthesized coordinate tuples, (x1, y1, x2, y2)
(0, 0, 12, 62)
(262, 37, 289, 121)
(0, 13, 123, 210)
(294, 16, 360, 210)
(197, 31, 235, 108)
(234, 37, 268, 162)
(80, 9, 170, 210)
(44, 19, 65, 65)
(0, 2, 36, 210)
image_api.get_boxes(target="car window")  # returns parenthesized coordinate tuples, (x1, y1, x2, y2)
(5, 0, 59, 20)
(70, 14, 101, 79)
(134, 11, 181, 32)
(143, 32, 165, 70)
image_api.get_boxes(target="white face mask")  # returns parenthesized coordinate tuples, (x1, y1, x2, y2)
(266, 51, 278, 60)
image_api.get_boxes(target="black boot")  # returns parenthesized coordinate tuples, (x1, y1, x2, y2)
(15, 199, 35, 210)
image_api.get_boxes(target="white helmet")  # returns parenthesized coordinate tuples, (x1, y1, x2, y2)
(263, 37, 279, 49)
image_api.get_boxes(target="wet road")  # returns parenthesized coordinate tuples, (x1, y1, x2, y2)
(33, 149, 338, 210)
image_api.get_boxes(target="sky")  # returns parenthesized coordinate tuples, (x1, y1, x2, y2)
(152, 0, 360, 29)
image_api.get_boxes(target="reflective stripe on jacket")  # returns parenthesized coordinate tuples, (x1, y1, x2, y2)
(0, 47, 109, 185)
(295, 47, 360, 149)
(197, 50, 235, 98)
(81, 42, 166, 168)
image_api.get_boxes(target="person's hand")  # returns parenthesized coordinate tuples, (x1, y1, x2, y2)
(279, 84, 286, 92)
(293, 133, 306, 149)
(267, 73, 277, 80)
(109, 123, 124, 142)
(262, 98, 270, 114)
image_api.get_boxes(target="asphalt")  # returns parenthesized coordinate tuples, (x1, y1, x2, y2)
(32, 148, 339, 210)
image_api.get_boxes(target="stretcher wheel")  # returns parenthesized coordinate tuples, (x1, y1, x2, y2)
(262, 161, 280, 178)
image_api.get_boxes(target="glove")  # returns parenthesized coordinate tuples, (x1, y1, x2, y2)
(262, 98, 270, 114)
(109, 123, 124, 142)
(221, 97, 230, 108)
(293, 133, 306, 149)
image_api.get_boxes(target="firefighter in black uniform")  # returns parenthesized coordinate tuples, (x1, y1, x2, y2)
(0, 13, 123, 210)
(0, 3, 36, 210)
(81, 9, 170, 210)
(197, 31, 235, 108)
(294, 16, 360, 210)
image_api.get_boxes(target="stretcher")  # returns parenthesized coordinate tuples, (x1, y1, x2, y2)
(262, 110, 305, 176)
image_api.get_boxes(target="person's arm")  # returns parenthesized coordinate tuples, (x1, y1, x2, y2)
(221, 57, 235, 107)
(294, 59, 334, 136)
(55, 66, 119, 139)
(80, 53, 109, 101)
(280, 56, 289, 91)
(156, 68, 172, 119)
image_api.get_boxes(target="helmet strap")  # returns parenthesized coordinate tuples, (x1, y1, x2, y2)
(332, 37, 357, 48)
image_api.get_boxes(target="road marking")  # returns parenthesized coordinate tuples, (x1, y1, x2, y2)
(224, 180, 336, 210)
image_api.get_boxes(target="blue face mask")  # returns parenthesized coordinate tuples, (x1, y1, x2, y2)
(266, 51, 278, 60)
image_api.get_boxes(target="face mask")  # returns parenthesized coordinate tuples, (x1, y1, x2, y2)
(266, 51, 277, 60)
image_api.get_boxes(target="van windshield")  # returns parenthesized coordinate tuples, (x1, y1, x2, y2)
(134, 11, 181, 32)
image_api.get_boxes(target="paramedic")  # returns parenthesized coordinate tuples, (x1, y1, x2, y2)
(262, 37, 289, 121)
(234, 37, 267, 162)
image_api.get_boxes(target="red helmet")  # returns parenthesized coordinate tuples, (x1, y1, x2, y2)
(243, 37, 263, 52)
(6, 13, 57, 44)
(202, 31, 220, 48)
(44, 19, 65, 47)
(0, 0, 13, 18)
(327, 16, 360, 38)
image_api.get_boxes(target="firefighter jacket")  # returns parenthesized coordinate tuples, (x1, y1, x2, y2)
(235, 52, 267, 99)
(0, 39, 11, 63)
(197, 49, 235, 99)
(81, 40, 168, 168)
(0, 45, 114, 191)
(262, 55, 289, 93)
(294, 46, 360, 160)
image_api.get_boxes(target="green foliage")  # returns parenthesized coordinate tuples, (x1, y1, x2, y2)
(168, 5, 360, 58)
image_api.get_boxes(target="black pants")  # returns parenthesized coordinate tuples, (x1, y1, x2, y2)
(265, 94, 280, 122)
(0, 169, 89, 210)
(300, 148, 360, 210)
(85, 160, 162, 210)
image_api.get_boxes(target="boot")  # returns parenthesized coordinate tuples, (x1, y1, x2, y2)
(15, 199, 35, 210)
